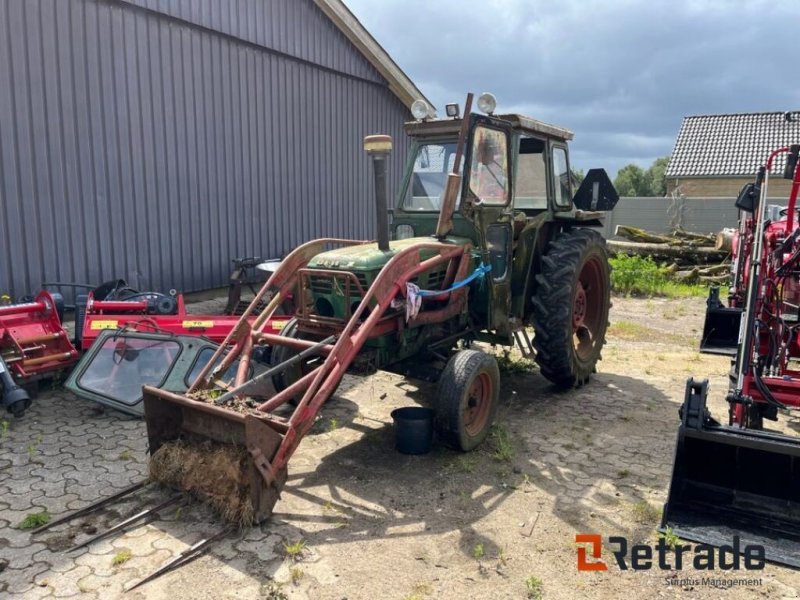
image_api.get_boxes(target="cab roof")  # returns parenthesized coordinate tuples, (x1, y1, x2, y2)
(404, 113, 574, 142)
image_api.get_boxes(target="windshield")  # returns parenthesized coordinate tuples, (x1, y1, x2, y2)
(402, 141, 460, 211)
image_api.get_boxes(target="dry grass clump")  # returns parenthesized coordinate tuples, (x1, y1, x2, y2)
(149, 438, 255, 525)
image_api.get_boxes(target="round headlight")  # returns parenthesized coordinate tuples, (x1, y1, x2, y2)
(477, 92, 497, 115)
(395, 224, 415, 240)
(411, 99, 432, 120)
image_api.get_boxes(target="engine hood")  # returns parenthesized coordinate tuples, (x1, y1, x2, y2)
(308, 236, 472, 271)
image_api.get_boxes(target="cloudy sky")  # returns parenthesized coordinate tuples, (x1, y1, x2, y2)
(345, 0, 800, 177)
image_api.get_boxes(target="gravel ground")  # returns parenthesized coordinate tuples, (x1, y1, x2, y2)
(2, 296, 800, 599)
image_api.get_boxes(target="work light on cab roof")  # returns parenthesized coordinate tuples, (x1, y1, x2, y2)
(411, 99, 435, 120)
(476, 92, 496, 115)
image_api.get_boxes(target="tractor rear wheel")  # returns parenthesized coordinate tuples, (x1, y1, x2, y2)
(531, 228, 611, 388)
(435, 349, 499, 451)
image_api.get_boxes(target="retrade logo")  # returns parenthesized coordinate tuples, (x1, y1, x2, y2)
(576, 534, 765, 572)
(576, 534, 607, 571)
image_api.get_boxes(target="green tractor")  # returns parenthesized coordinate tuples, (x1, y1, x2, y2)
(141, 92, 618, 523)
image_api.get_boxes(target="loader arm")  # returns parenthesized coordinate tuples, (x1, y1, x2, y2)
(143, 240, 473, 523)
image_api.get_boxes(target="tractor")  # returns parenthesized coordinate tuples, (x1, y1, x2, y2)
(140, 93, 619, 523)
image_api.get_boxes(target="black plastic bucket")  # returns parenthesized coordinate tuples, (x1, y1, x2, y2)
(391, 407, 434, 455)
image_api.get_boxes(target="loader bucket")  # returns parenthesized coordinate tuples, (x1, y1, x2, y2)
(699, 287, 741, 356)
(661, 379, 800, 567)
(143, 387, 287, 524)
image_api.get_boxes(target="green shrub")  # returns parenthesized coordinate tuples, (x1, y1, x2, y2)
(610, 255, 667, 296)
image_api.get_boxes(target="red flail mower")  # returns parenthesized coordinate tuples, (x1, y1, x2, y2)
(663, 138, 800, 567)
(0, 291, 79, 416)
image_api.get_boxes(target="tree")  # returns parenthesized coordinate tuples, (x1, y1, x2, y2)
(614, 164, 648, 196)
(645, 156, 669, 197)
(613, 156, 670, 197)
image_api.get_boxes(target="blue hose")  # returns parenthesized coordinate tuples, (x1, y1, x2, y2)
(415, 263, 492, 297)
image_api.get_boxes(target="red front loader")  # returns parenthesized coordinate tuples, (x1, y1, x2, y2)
(663, 139, 800, 567)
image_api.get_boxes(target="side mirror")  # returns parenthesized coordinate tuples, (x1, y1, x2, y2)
(735, 182, 759, 213)
(784, 144, 800, 180)
(572, 169, 619, 211)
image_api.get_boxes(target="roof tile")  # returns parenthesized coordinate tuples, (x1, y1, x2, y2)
(665, 112, 800, 177)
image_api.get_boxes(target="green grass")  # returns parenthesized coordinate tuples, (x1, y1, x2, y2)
(118, 450, 132, 461)
(498, 547, 508, 566)
(488, 424, 514, 462)
(496, 348, 536, 375)
(472, 542, 485, 560)
(453, 454, 479, 473)
(17, 511, 50, 530)
(328, 418, 339, 432)
(290, 566, 304, 585)
(660, 526, 681, 550)
(27, 435, 43, 461)
(610, 255, 708, 298)
(631, 500, 661, 524)
(525, 575, 544, 600)
(607, 320, 654, 341)
(403, 583, 432, 600)
(283, 539, 306, 560)
(112, 550, 132, 566)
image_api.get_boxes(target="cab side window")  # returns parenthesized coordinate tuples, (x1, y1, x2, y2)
(552, 147, 571, 208)
(514, 137, 547, 211)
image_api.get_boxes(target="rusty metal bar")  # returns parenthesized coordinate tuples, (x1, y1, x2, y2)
(31, 481, 149, 535)
(67, 494, 184, 552)
(298, 268, 367, 296)
(253, 332, 334, 353)
(270, 243, 470, 473)
(146, 387, 247, 423)
(125, 525, 235, 592)
(233, 333, 255, 387)
(256, 368, 321, 413)
(188, 238, 367, 392)
(215, 336, 335, 405)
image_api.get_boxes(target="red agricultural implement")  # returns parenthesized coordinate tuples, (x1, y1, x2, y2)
(0, 291, 79, 416)
(663, 138, 800, 567)
(79, 289, 289, 349)
(1, 261, 289, 418)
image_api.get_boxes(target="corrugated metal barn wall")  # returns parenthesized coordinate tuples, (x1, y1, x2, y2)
(0, 0, 412, 299)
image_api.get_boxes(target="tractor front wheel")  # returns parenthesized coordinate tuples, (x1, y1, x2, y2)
(270, 318, 331, 404)
(531, 228, 611, 388)
(435, 349, 499, 451)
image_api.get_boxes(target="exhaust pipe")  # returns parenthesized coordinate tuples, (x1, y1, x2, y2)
(364, 134, 392, 252)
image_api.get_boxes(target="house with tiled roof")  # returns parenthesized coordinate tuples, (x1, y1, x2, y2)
(665, 112, 800, 197)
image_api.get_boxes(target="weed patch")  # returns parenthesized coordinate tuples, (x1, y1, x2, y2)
(525, 575, 543, 599)
(17, 511, 50, 530)
(610, 255, 707, 298)
(631, 500, 660, 524)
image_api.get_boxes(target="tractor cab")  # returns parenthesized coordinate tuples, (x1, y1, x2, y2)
(392, 95, 618, 340)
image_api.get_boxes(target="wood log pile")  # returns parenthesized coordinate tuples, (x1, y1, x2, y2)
(608, 225, 733, 284)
